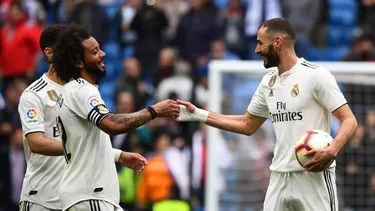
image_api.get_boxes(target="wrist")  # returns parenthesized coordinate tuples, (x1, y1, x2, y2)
(327, 144, 339, 157)
(194, 108, 209, 122)
(146, 106, 157, 119)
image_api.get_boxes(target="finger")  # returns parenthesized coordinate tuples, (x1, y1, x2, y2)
(308, 165, 323, 172)
(177, 100, 190, 106)
(304, 149, 318, 156)
(303, 160, 315, 169)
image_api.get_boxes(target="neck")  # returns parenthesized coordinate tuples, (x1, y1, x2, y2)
(81, 71, 97, 84)
(46, 65, 64, 85)
(277, 49, 298, 75)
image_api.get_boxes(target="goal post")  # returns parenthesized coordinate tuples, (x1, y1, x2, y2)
(206, 60, 375, 211)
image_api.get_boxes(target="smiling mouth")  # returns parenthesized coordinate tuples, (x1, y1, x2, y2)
(98, 60, 105, 69)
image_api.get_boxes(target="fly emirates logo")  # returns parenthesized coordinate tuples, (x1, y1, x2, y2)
(269, 101, 303, 123)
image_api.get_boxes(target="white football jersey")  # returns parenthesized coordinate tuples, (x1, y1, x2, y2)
(247, 58, 347, 172)
(57, 78, 119, 210)
(18, 74, 65, 209)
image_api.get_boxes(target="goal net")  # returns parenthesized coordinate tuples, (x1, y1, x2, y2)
(206, 60, 375, 211)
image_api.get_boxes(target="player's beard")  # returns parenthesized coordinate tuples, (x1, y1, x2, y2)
(263, 44, 280, 68)
(83, 61, 107, 80)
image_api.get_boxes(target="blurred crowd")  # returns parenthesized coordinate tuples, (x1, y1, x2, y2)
(0, 0, 375, 210)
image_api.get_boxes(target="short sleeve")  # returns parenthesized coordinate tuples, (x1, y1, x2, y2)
(18, 91, 45, 135)
(71, 84, 112, 126)
(247, 84, 269, 118)
(313, 68, 347, 112)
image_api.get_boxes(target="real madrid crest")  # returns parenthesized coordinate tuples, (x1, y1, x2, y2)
(291, 84, 299, 97)
(268, 75, 277, 88)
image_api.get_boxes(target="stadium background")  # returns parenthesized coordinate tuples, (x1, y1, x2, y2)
(0, 0, 374, 211)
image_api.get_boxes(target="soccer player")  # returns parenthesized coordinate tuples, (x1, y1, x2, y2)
(18, 24, 147, 211)
(177, 18, 357, 211)
(51, 24, 180, 211)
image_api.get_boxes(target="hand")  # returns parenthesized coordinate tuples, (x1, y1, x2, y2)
(175, 100, 209, 122)
(177, 100, 196, 112)
(152, 99, 180, 118)
(303, 146, 337, 172)
(118, 152, 147, 174)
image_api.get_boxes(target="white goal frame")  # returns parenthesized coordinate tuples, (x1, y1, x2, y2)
(206, 60, 375, 211)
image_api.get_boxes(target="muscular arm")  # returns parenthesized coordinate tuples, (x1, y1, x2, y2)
(330, 104, 357, 155)
(99, 109, 153, 135)
(26, 132, 64, 156)
(206, 112, 266, 136)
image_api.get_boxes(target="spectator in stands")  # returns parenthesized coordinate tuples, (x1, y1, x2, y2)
(155, 59, 193, 102)
(112, 91, 136, 149)
(164, 136, 191, 201)
(337, 124, 368, 211)
(280, 0, 320, 58)
(115, 57, 151, 110)
(130, 0, 169, 79)
(359, 0, 375, 40)
(0, 79, 24, 211)
(174, 0, 221, 74)
(0, 2, 41, 86)
(153, 47, 178, 87)
(366, 172, 375, 210)
(68, 0, 110, 46)
(9, 127, 24, 211)
(209, 39, 240, 60)
(191, 122, 231, 210)
(342, 35, 375, 61)
(57, 0, 77, 22)
(22, 0, 46, 25)
(136, 128, 175, 210)
(218, 0, 248, 59)
(163, 0, 189, 43)
(0, 0, 11, 27)
(245, 0, 282, 60)
(116, 0, 142, 52)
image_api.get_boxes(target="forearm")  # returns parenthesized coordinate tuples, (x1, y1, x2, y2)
(206, 112, 252, 135)
(103, 109, 153, 135)
(29, 138, 64, 156)
(331, 116, 357, 155)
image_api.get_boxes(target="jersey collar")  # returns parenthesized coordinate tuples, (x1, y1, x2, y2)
(42, 73, 62, 88)
(279, 57, 303, 76)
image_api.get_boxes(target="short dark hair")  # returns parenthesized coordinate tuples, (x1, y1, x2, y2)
(51, 24, 91, 83)
(261, 18, 296, 41)
(39, 24, 69, 52)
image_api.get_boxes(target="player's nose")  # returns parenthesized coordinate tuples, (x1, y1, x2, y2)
(99, 50, 106, 58)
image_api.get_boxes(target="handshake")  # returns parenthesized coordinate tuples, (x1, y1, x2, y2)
(151, 99, 209, 122)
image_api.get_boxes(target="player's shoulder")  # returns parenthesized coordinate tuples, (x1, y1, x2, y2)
(24, 76, 49, 95)
(299, 59, 331, 75)
(21, 77, 49, 102)
(65, 78, 96, 90)
(64, 78, 100, 99)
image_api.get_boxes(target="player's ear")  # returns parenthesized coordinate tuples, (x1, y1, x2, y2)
(76, 61, 84, 69)
(43, 47, 53, 63)
(274, 36, 283, 49)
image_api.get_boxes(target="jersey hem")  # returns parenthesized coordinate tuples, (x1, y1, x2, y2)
(331, 102, 348, 113)
(62, 197, 120, 211)
(24, 130, 45, 136)
(20, 199, 62, 210)
(270, 165, 336, 173)
(247, 111, 268, 119)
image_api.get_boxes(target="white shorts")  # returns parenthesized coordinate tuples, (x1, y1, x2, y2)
(66, 200, 123, 211)
(19, 201, 61, 211)
(264, 168, 338, 211)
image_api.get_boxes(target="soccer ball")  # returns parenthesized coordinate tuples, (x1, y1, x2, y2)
(295, 130, 334, 168)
